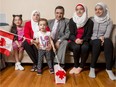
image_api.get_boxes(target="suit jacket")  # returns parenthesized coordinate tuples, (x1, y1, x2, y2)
(48, 18, 70, 42)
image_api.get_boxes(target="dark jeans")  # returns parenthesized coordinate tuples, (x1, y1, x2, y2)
(90, 38, 113, 70)
(68, 41, 89, 68)
(37, 49, 53, 70)
(23, 40, 38, 65)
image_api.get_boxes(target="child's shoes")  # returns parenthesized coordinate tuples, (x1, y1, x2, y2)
(15, 62, 24, 71)
(31, 65, 37, 72)
(37, 69, 42, 75)
(49, 68, 54, 74)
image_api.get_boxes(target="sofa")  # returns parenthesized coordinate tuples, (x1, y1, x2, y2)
(1, 24, 116, 63)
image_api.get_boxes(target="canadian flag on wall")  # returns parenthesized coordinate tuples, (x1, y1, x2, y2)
(0, 29, 14, 56)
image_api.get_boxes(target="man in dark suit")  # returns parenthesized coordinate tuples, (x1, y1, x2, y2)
(48, 6, 70, 67)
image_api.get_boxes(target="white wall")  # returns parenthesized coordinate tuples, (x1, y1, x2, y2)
(0, 0, 1, 12)
(0, 0, 116, 24)
(115, 0, 116, 24)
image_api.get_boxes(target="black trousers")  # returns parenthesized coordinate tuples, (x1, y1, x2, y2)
(68, 42, 89, 68)
(90, 38, 113, 70)
(23, 40, 38, 65)
(0, 53, 2, 59)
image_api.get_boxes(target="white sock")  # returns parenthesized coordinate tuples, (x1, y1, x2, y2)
(106, 69, 116, 80)
(89, 67, 96, 78)
(15, 62, 21, 65)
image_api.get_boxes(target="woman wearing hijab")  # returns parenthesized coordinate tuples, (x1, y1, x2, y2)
(23, 10, 50, 71)
(89, 2, 116, 80)
(68, 4, 93, 74)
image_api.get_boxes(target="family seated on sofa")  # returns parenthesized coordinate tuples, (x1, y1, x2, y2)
(2, 3, 116, 80)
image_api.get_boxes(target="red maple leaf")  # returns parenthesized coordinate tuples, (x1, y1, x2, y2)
(56, 70, 66, 79)
(0, 38, 6, 46)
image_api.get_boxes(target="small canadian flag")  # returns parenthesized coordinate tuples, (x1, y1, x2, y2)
(0, 29, 14, 56)
(54, 64, 66, 84)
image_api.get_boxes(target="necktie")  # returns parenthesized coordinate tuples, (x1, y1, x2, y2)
(54, 21, 60, 42)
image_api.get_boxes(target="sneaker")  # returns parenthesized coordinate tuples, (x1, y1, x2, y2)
(35, 68, 37, 72)
(49, 68, 54, 74)
(37, 69, 42, 75)
(15, 64, 19, 70)
(15, 62, 24, 71)
(18, 64, 24, 71)
(30, 65, 37, 72)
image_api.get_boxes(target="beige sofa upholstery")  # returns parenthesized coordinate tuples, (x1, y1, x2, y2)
(1, 24, 116, 63)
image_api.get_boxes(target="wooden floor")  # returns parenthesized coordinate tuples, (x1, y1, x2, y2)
(0, 64, 116, 87)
